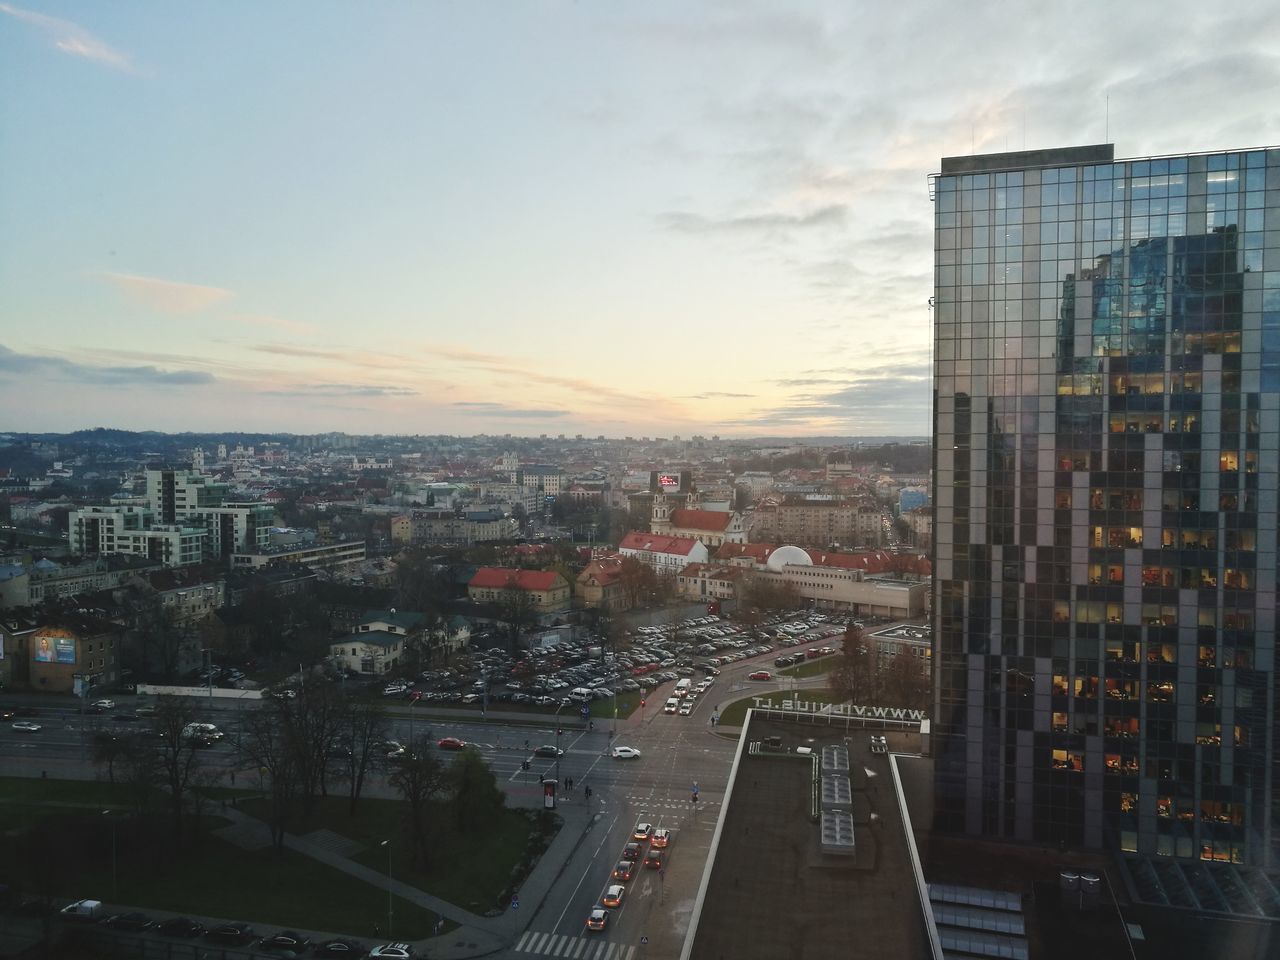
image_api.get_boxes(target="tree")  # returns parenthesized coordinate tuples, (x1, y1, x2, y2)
(339, 699, 389, 815)
(238, 704, 301, 851)
(828, 625, 877, 704)
(447, 749, 506, 833)
(616, 557, 657, 609)
(740, 575, 802, 614)
(129, 595, 187, 682)
(92, 731, 137, 785)
(150, 696, 207, 846)
(388, 739, 448, 869)
(880, 653, 930, 710)
(496, 577, 538, 655)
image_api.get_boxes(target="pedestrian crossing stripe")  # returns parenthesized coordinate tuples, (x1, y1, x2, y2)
(624, 796, 719, 807)
(514, 930, 637, 959)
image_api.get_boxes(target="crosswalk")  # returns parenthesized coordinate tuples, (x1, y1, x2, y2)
(623, 794, 719, 810)
(514, 931, 636, 959)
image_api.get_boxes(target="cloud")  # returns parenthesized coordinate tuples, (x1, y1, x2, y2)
(259, 384, 417, 398)
(658, 204, 847, 234)
(232, 314, 316, 336)
(681, 392, 756, 400)
(452, 402, 571, 419)
(0, 344, 215, 386)
(100, 272, 233, 314)
(0, 3, 135, 72)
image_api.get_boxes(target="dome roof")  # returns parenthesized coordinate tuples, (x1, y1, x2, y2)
(765, 545, 812, 571)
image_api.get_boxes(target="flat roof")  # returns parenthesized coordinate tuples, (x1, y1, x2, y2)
(685, 716, 926, 960)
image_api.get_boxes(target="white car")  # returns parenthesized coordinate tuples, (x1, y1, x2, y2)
(12, 720, 41, 732)
(678, 702, 693, 716)
(367, 944, 415, 960)
(91, 699, 115, 710)
(611, 745, 642, 760)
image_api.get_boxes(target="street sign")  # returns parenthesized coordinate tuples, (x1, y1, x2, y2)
(640, 936, 649, 945)
(511, 895, 519, 910)
(580, 706, 590, 719)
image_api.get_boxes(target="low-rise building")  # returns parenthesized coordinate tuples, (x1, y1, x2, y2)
(21, 614, 123, 695)
(230, 538, 366, 572)
(575, 557, 630, 613)
(651, 507, 747, 547)
(467, 567, 571, 613)
(618, 532, 709, 579)
(675, 562, 743, 603)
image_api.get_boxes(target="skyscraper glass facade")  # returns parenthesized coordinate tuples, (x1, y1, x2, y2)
(931, 144, 1280, 866)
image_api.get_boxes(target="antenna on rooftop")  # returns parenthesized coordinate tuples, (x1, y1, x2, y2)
(1105, 93, 1110, 143)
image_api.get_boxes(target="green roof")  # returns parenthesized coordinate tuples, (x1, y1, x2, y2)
(360, 609, 425, 630)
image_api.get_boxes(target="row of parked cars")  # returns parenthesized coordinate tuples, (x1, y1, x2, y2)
(62, 900, 411, 957)
(588, 823, 673, 932)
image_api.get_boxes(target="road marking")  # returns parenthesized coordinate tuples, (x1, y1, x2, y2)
(516, 931, 534, 951)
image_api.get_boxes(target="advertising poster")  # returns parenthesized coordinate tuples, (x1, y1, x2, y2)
(33, 634, 76, 665)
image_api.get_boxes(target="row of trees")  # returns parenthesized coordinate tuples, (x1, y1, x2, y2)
(828, 625, 930, 710)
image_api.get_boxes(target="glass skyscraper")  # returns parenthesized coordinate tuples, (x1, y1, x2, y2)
(931, 144, 1280, 866)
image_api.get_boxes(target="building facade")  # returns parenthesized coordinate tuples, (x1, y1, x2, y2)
(931, 144, 1280, 866)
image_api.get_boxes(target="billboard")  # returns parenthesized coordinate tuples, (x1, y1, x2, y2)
(33, 633, 76, 665)
(650, 470, 691, 494)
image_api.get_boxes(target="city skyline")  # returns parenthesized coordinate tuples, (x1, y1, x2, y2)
(4, 2, 1279, 437)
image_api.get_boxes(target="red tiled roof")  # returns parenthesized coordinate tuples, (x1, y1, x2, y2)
(619, 532, 701, 556)
(668, 508, 731, 532)
(577, 558, 624, 586)
(714, 542, 776, 563)
(469, 567, 563, 591)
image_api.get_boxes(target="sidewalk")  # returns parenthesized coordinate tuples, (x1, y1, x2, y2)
(208, 790, 599, 959)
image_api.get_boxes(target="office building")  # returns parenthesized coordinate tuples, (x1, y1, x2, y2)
(931, 144, 1279, 866)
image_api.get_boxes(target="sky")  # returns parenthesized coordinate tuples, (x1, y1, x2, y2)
(2, 2, 1279, 439)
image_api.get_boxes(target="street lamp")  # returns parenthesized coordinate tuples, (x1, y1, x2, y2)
(553, 701, 568, 789)
(101, 810, 117, 900)
(379, 840, 393, 938)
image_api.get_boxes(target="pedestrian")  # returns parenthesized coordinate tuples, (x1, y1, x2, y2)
(584, 785, 592, 800)
(230, 770, 236, 786)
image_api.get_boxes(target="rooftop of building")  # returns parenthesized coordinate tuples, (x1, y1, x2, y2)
(686, 715, 926, 960)
(468, 567, 564, 592)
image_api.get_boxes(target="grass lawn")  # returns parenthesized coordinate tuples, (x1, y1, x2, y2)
(241, 794, 550, 916)
(778, 657, 837, 679)
(717, 689, 848, 727)
(590, 692, 639, 720)
(91, 832, 437, 937)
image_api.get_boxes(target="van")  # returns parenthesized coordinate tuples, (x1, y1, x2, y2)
(674, 678, 692, 695)
(182, 722, 222, 742)
(664, 698, 680, 714)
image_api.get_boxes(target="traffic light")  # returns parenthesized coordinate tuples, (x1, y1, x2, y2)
(640, 699, 645, 707)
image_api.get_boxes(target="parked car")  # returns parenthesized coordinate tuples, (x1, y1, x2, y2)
(155, 917, 206, 938)
(105, 912, 154, 931)
(748, 671, 772, 681)
(314, 938, 365, 956)
(12, 720, 41, 732)
(260, 930, 311, 952)
(367, 944, 415, 960)
(205, 922, 256, 945)
(59, 900, 102, 922)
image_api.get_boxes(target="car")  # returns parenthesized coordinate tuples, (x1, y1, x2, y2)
(156, 917, 207, 938)
(650, 827, 671, 849)
(678, 702, 693, 716)
(601, 884, 625, 908)
(612, 860, 635, 881)
(135, 704, 157, 716)
(748, 671, 772, 681)
(112, 712, 141, 722)
(105, 912, 154, 931)
(206, 922, 256, 945)
(91, 699, 115, 710)
(436, 737, 468, 751)
(12, 720, 41, 732)
(585, 908, 609, 932)
(367, 943, 415, 959)
(632, 822, 653, 841)
(314, 938, 365, 956)
(532, 744, 563, 758)
(644, 848, 665, 869)
(622, 841, 643, 861)
(611, 745, 641, 760)
(261, 930, 311, 952)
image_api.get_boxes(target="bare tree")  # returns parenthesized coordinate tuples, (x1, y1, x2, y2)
(150, 696, 207, 846)
(92, 732, 135, 785)
(496, 577, 538, 655)
(387, 739, 448, 869)
(238, 705, 300, 851)
(828, 625, 877, 705)
(880, 653, 930, 710)
(119, 735, 161, 814)
(339, 699, 389, 815)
